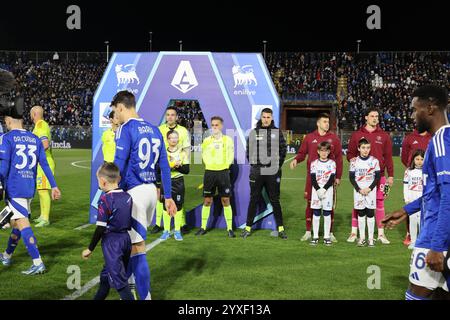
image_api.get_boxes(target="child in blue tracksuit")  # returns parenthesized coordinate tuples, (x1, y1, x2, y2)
(82, 162, 134, 300)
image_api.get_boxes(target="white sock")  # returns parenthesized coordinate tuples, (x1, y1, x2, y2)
(351, 226, 358, 235)
(3, 252, 11, 259)
(313, 215, 320, 239)
(367, 217, 375, 240)
(324, 215, 331, 239)
(409, 212, 419, 243)
(358, 216, 366, 240)
(33, 257, 43, 266)
(378, 227, 385, 237)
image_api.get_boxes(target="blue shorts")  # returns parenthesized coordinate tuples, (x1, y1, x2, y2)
(100, 232, 132, 290)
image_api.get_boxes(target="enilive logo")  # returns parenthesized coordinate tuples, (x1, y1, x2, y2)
(171, 61, 198, 94)
(232, 65, 257, 87)
(115, 64, 140, 87)
(232, 65, 257, 96)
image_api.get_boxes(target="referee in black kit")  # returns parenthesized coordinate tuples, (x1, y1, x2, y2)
(241, 108, 287, 239)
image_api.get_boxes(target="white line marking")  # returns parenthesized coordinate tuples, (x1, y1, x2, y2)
(74, 224, 92, 230)
(71, 160, 91, 170)
(284, 155, 296, 164)
(62, 276, 100, 301)
(62, 238, 162, 300)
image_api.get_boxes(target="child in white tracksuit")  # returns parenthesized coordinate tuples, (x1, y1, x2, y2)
(403, 149, 424, 250)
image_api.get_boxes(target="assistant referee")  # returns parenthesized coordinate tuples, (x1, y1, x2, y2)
(241, 108, 287, 239)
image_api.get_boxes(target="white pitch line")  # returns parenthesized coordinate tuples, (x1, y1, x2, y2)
(71, 160, 91, 170)
(62, 238, 162, 300)
(70, 155, 295, 172)
(74, 223, 92, 230)
(62, 276, 100, 301)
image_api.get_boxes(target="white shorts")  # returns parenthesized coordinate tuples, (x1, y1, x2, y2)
(311, 187, 333, 211)
(127, 183, 157, 244)
(7, 198, 32, 220)
(409, 247, 449, 292)
(353, 188, 377, 210)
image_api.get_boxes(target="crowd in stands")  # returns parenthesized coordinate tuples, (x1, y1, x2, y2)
(0, 51, 105, 127)
(168, 100, 208, 130)
(266, 52, 338, 100)
(267, 51, 450, 132)
(1, 51, 449, 136)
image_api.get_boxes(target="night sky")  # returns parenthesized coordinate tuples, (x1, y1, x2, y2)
(1, 1, 448, 53)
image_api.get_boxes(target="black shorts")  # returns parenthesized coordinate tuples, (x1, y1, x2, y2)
(203, 169, 231, 198)
(160, 176, 185, 211)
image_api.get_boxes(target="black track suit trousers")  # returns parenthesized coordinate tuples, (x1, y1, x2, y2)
(246, 166, 283, 228)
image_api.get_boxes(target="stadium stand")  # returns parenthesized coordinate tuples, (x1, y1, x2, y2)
(267, 51, 450, 132)
(1, 51, 449, 135)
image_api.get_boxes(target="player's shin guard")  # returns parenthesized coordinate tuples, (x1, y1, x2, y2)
(323, 210, 331, 239)
(155, 201, 164, 227)
(5, 228, 21, 256)
(93, 275, 111, 300)
(131, 253, 151, 300)
(409, 212, 420, 243)
(181, 208, 187, 227)
(38, 190, 51, 222)
(21, 227, 42, 266)
(357, 211, 366, 240)
(375, 198, 385, 230)
(330, 209, 335, 232)
(351, 209, 358, 230)
(201, 206, 210, 230)
(367, 217, 375, 240)
(312, 210, 321, 239)
(162, 211, 171, 232)
(305, 205, 313, 232)
(174, 210, 183, 231)
(223, 206, 233, 231)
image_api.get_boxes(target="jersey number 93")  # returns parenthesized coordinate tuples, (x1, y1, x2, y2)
(138, 138, 160, 170)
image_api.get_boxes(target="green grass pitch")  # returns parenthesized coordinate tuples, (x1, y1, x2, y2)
(0, 149, 412, 299)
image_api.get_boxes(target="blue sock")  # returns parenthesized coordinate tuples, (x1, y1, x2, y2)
(21, 227, 41, 264)
(126, 260, 133, 278)
(131, 253, 151, 300)
(405, 290, 430, 300)
(6, 228, 21, 255)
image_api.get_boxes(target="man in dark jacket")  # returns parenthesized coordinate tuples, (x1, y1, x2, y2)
(241, 108, 287, 239)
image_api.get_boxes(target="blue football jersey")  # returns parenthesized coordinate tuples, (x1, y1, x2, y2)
(406, 125, 450, 252)
(114, 118, 172, 198)
(0, 129, 57, 199)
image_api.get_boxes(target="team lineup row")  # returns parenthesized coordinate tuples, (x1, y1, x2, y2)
(91, 86, 447, 300)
